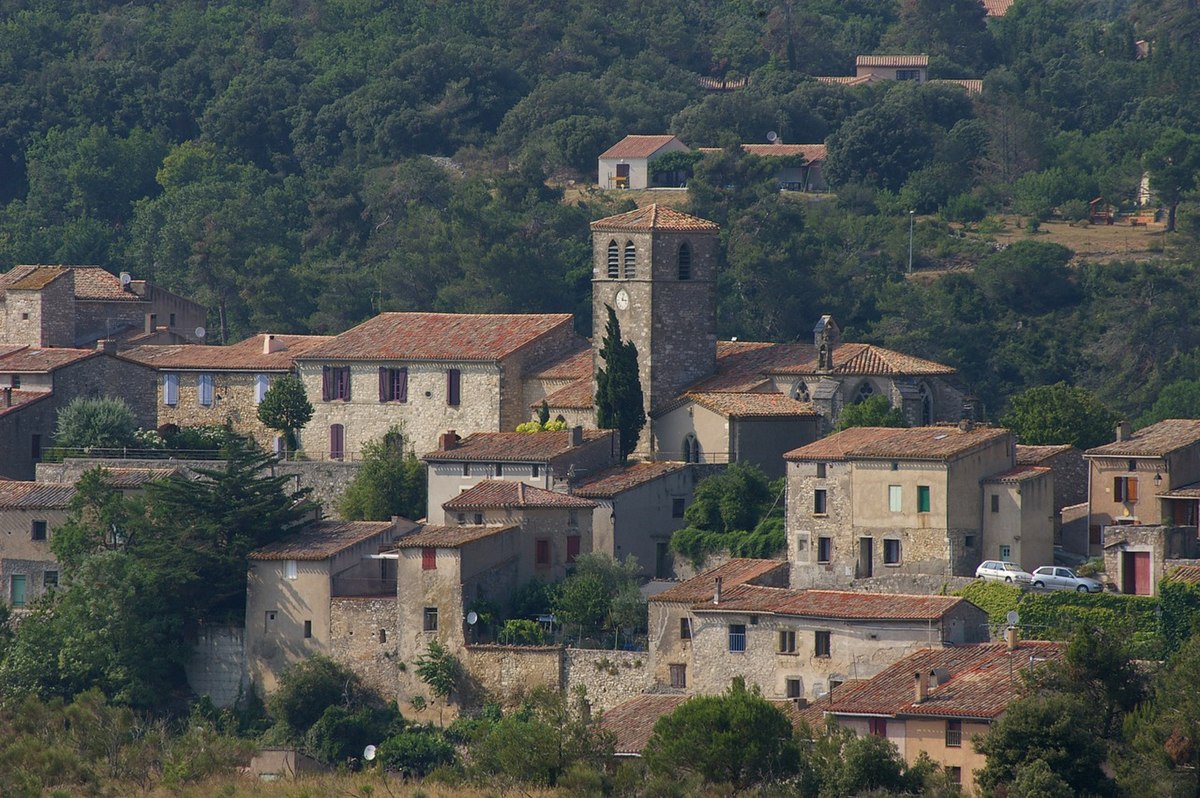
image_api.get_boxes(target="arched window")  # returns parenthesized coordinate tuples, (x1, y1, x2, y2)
(678, 242, 692, 280)
(855, 381, 875, 403)
(919, 383, 934, 426)
(683, 434, 700, 463)
(624, 240, 637, 278)
(607, 240, 619, 278)
(795, 383, 810, 402)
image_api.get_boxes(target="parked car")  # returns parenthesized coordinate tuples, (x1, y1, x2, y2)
(975, 560, 1034, 584)
(1031, 566, 1103, 593)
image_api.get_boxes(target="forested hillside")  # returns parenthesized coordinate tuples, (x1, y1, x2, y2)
(4, 0, 1200, 420)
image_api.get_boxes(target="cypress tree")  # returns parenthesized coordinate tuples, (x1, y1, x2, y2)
(595, 306, 646, 460)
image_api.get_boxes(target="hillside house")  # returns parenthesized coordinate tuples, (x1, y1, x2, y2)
(597, 135, 689, 189)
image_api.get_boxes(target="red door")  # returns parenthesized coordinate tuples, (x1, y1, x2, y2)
(1122, 551, 1151, 595)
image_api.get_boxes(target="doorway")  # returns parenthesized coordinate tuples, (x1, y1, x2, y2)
(858, 538, 874, 578)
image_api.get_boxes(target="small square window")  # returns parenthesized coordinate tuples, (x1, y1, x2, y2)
(31, 520, 47, 541)
(303, 620, 313, 639)
(816, 462, 827, 478)
(964, 535, 975, 548)
(990, 494, 1000, 513)
(948, 766, 962, 784)
(43, 570, 58, 590)
(379, 628, 387, 644)
(265, 610, 278, 630)
(20, 312, 29, 321)
(888, 484, 902, 512)
(813, 489, 827, 515)
(670, 664, 687, 688)
(884, 539, 901, 565)
(285, 560, 298, 580)
(778, 630, 796, 654)
(786, 678, 802, 699)
(680, 617, 692, 640)
(532, 464, 540, 478)
(815, 630, 831, 657)
(672, 497, 685, 518)
(423, 607, 439, 632)
(422, 547, 437, 570)
(728, 624, 747, 653)
(817, 536, 832, 563)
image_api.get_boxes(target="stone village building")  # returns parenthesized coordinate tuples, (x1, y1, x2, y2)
(784, 424, 1054, 588)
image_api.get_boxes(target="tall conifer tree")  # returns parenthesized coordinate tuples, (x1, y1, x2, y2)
(595, 306, 645, 460)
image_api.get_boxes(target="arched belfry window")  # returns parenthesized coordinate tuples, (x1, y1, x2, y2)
(795, 383, 810, 402)
(607, 240, 619, 278)
(623, 241, 637, 278)
(855, 381, 875, 403)
(919, 383, 934, 426)
(683, 434, 700, 463)
(678, 242, 692, 280)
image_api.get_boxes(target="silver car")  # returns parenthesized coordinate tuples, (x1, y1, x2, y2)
(1031, 566, 1103, 593)
(975, 560, 1033, 584)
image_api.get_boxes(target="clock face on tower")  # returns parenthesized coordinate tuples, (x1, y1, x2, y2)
(614, 289, 629, 310)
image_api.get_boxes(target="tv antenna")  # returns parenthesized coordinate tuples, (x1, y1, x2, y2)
(766, 130, 779, 143)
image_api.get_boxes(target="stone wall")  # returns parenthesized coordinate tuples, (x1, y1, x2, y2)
(154, 370, 284, 452)
(462, 644, 562, 708)
(185, 625, 247, 707)
(563, 648, 652, 712)
(849, 574, 976, 596)
(330, 597, 400, 700)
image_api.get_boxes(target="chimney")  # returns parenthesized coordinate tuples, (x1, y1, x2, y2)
(958, 418, 974, 432)
(263, 334, 287, 354)
(569, 425, 584, 447)
(95, 338, 118, 353)
(1005, 625, 1019, 652)
(1116, 420, 1132, 442)
(914, 672, 927, 704)
(439, 430, 459, 451)
(2, 387, 11, 408)
(517, 482, 525, 504)
(713, 576, 723, 605)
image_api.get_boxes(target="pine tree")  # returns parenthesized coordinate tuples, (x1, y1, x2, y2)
(595, 306, 646, 460)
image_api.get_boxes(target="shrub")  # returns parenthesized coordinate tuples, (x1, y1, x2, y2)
(377, 727, 456, 777)
(268, 656, 368, 737)
(1060, 199, 1090, 222)
(942, 193, 987, 223)
(304, 705, 401, 766)
(54, 396, 138, 450)
(498, 619, 547, 645)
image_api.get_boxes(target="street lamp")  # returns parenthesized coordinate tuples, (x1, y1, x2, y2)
(908, 210, 915, 274)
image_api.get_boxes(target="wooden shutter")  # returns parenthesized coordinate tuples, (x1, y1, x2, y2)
(422, 547, 436, 570)
(566, 535, 581, 563)
(447, 369, 461, 406)
(1127, 477, 1138, 502)
(379, 367, 388, 401)
(330, 423, 344, 460)
(396, 367, 408, 402)
(321, 366, 332, 401)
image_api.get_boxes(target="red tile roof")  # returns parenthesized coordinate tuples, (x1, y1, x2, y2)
(443, 480, 596, 510)
(0, 266, 144, 301)
(601, 694, 688, 754)
(598, 135, 684, 160)
(541, 378, 596, 410)
(529, 345, 593, 381)
(249, 520, 402, 560)
(1086, 419, 1200, 458)
(826, 641, 1063, 720)
(782, 426, 918, 462)
(1015, 444, 1075, 465)
(4, 266, 70, 291)
(985, 465, 1050, 483)
(590, 204, 720, 233)
(695, 584, 969, 621)
(1169, 564, 1200, 585)
(740, 144, 827, 163)
(857, 54, 929, 67)
(0, 389, 51, 417)
(0, 481, 75, 509)
(424, 430, 616, 463)
(785, 425, 1009, 462)
(687, 391, 818, 418)
(296, 313, 574, 362)
(981, 0, 1014, 16)
(0, 346, 99, 373)
(393, 523, 518, 549)
(573, 461, 690, 498)
(123, 334, 333, 371)
(650, 559, 789, 604)
(930, 79, 983, 94)
(815, 75, 877, 86)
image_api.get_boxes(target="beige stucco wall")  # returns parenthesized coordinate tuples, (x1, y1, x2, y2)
(856, 65, 927, 81)
(598, 158, 650, 190)
(1088, 456, 1166, 527)
(903, 717, 990, 796)
(982, 475, 1055, 572)
(245, 560, 331, 693)
(155, 370, 287, 450)
(0, 506, 64, 606)
(592, 467, 696, 577)
(652, 403, 730, 463)
(731, 417, 819, 478)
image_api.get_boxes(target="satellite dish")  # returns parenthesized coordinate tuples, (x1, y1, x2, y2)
(194, 327, 206, 339)
(1006, 610, 1019, 626)
(363, 745, 377, 761)
(766, 131, 779, 143)
(119, 272, 132, 286)
(466, 611, 479, 626)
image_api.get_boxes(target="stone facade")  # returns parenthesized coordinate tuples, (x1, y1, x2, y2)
(0, 505, 67, 607)
(462, 645, 562, 708)
(981, 470, 1055, 572)
(562, 648, 652, 711)
(1101, 524, 1200, 596)
(3, 270, 76, 347)
(153, 371, 278, 450)
(330, 596, 400, 700)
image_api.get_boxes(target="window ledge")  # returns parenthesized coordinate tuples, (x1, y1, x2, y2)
(812, 513, 828, 518)
(776, 651, 798, 657)
(884, 562, 902, 568)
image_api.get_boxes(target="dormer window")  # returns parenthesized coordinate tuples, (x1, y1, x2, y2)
(607, 240, 619, 278)
(678, 243, 692, 280)
(623, 241, 636, 278)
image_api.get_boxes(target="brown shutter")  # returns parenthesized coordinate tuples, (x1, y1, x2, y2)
(397, 367, 408, 402)
(379, 367, 388, 402)
(1113, 477, 1124, 502)
(322, 366, 331, 401)
(330, 423, 344, 460)
(447, 368, 461, 406)
(1127, 477, 1138, 502)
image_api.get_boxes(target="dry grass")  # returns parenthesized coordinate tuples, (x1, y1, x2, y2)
(123, 773, 564, 798)
(983, 215, 1170, 263)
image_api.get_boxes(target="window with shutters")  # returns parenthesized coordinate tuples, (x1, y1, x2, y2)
(566, 535, 581, 563)
(162, 373, 179, 405)
(607, 240, 619, 278)
(285, 560, 298, 580)
(623, 240, 636, 278)
(422, 547, 436, 570)
(329, 424, 345, 461)
(447, 369, 461, 406)
(917, 485, 931, 513)
(670, 664, 687, 688)
(869, 718, 888, 737)
(815, 630, 831, 657)
(1114, 476, 1138, 503)
(778, 630, 797, 654)
(322, 366, 351, 400)
(678, 243, 691, 279)
(379, 367, 408, 402)
(254, 374, 270, 404)
(535, 538, 551, 566)
(888, 484, 902, 512)
(198, 373, 214, 406)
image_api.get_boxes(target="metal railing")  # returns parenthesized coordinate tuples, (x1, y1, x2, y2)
(40, 446, 224, 462)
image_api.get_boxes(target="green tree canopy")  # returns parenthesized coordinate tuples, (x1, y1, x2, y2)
(53, 396, 139, 450)
(836, 394, 909, 430)
(595, 306, 645, 461)
(670, 463, 785, 567)
(268, 655, 370, 738)
(338, 427, 426, 521)
(1000, 382, 1119, 449)
(256, 374, 313, 454)
(552, 553, 644, 644)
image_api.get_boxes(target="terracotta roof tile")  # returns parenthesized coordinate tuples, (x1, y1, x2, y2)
(1086, 419, 1200, 458)
(650, 559, 789, 604)
(985, 465, 1050, 483)
(443, 481, 596, 510)
(249, 520, 402, 560)
(1169, 564, 1200, 585)
(857, 54, 929, 67)
(0, 346, 99, 373)
(930, 79, 983, 94)
(541, 378, 596, 410)
(393, 523, 518, 549)
(598, 135, 683, 160)
(5, 266, 70, 291)
(981, 0, 1014, 16)
(786, 425, 1009, 462)
(0, 481, 75, 509)
(739, 144, 827, 162)
(687, 391, 818, 418)
(590, 204, 720, 233)
(827, 642, 1063, 719)
(529, 344, 593, 381)
(815, 75, 878, 86)
(0, 389, 51, 417)
(601, 694, 688, 754)
(296, 313, 574, 362)
(1159, 480, 1200, 499)
(694, 584, 969, 621)
(573, 461, 690, 498)
(123, 334, 333, 371)
(424, 430, 616, 463)
(1, 266, 144, 301)
(1015, 444, 1075, 465)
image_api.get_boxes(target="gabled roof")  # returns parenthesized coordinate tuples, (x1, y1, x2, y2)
(249, 520, 400, 561)
(541, 378, 596, 411)
(984, 465, 1050, 484)
(392, 523, 518, 549)
(695, 584, 970, 621)
(0, 346, 99, 373)
(930, 79, 983, 94)
(443, 481, 596, 510)
(123, 334, 333, 371)
(739, 144, 827, 162)
(0, 265, 144, 301)
(296, 313, 574, 362)
(573, 461, 690, 498)
(529, 344, 593, 381)
(685, 391, 818, 419)
(0, 389, 51, 417)
(602, 694, 688, 755)
(1015, 444, 1075, 465)
(598, 135, 683, 160)
(826, 641, 1063, 720)
(1168, 564, 1200, 585)
(423, 430, 615, 463)
(0, 481, 75, 509)
(815, 75, 878, 86)
(1085, 419, 1200, 458)
(785, 425, 1009, 462)
(650, 559, 789, 604)
(857, 54, 929, 68)
(590, 204, 720, 233)
(981, 0, 1014, 16)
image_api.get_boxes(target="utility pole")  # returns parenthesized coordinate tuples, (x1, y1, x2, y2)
(908, 210, 915, 274)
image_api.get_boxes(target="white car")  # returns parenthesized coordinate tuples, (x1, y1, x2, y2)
(975, 560, 1033, 584)
(1031, 566, 1103, 593)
